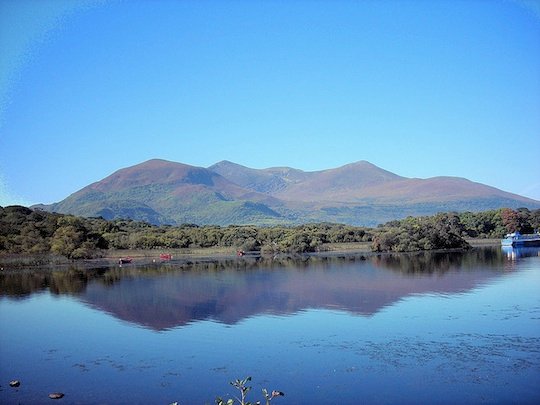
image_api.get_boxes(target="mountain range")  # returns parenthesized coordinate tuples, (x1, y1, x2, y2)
(35, 158, 540, 226)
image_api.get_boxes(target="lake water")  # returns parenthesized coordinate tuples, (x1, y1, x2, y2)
(1, 247, 539, 404)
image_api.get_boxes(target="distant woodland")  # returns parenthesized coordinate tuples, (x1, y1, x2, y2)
(1, 205, 539, 259)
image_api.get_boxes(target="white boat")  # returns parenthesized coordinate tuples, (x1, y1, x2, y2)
(501, 231, 540, 247)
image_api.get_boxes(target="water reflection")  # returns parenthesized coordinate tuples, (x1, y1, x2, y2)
(502, 246, 540, 261)
(0, 248, 529, 330)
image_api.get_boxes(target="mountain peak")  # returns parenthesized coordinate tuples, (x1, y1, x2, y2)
(336, 160, 400, 175)
(139, 158, 182, 166)
(211, 159, 235, 166)
(209, 160, 249, 171)
(38, 158, 540, 226)
(92, 159, 205, 191)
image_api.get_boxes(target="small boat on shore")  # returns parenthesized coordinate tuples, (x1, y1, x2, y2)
(159, 253, 172, 261)
(501, 231, 540, 247)
(118, 257, 132, 264)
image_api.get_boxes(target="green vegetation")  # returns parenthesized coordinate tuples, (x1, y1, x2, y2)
(1, 205, 539, 259)
(372, 212, 470, 252)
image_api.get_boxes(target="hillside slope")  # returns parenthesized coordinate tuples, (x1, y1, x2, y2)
(41, 159, 286, 225)
(37, 158, 540, 226)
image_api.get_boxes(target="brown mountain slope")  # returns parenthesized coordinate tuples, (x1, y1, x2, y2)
(89, 159, 258, 200)
(354, 176, 531, 203)
(209, 160, 405, 201)
(209, 160, 534, 205)
(41, 159, 284, 225)
(37, 158, 540, 226)
(208, 160, 310, 194)
(269, 161, 405, 202)
(75, 159, 282, 205)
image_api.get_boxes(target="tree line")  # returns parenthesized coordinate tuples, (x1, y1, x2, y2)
(1, 205, 539, 259)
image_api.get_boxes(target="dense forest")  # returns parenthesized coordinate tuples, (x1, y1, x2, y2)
(1, 205, 539, 259)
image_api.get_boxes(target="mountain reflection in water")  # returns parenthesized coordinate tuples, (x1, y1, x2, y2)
(0, 247, 528, 331)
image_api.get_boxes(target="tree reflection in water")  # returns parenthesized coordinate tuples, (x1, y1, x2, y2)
(1, 247, 535, 330)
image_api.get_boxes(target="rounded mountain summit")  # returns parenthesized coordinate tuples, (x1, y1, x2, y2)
(35, 159, 540, 226)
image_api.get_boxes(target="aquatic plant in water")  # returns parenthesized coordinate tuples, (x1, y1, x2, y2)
(215, 377, 284, 405)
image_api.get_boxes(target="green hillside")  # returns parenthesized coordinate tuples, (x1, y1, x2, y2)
(35, 159, 540, 226)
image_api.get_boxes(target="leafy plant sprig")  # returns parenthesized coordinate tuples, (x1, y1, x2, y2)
(216, 376, 284, 405)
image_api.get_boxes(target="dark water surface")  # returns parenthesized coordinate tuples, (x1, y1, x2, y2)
(1, 247, 539, 404)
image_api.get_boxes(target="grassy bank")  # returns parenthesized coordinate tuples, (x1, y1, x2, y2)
(466, 238, 500, 247)
(103, 246, 235, 259)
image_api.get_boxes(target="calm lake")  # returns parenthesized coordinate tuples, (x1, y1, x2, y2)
(1, 247, 539, 404)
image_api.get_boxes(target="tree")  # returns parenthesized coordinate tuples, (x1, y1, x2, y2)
(50, 216, 106, 259)
(501, 208, 519, 233)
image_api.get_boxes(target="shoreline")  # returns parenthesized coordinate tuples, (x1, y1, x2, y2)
(0, 239, 503, 271)
(465, 238, 500, 247)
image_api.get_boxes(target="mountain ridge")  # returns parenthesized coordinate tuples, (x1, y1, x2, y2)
(35, 158, 540, 226)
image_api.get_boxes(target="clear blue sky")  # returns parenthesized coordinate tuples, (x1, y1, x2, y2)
(1, 0, 539, 206)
